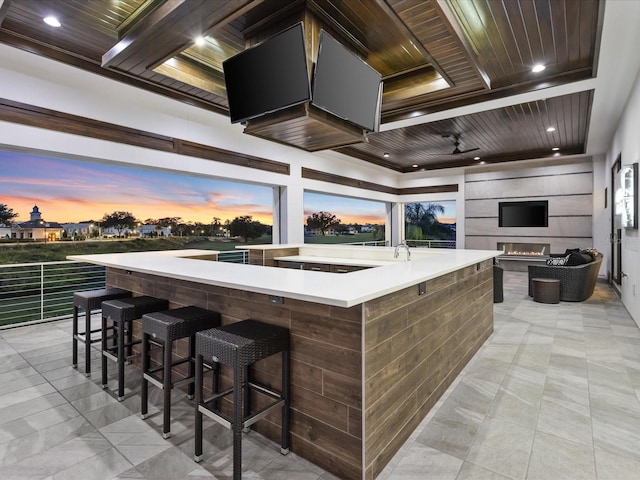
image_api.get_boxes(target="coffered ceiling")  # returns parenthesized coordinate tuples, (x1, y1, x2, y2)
(0, 0, 607, 172)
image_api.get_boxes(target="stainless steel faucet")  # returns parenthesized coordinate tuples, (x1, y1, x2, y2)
(394, 241, 411, 261)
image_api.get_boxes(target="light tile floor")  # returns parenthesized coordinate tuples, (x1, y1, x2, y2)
(1, 272, 639, 479)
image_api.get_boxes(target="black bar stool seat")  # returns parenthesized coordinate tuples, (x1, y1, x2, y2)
(101, 296, 168, 401)
(72, 287, 131, 376)
(141, 306, 221, 439)
(194, 319, 290, 480)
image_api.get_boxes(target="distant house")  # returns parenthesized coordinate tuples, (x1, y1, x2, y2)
(140, 224, 171, 237)
(2, 205, 64, 241)
(62, 221, 97, 238)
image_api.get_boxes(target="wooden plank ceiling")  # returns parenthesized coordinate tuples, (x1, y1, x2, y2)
(0, 0, 603, 172)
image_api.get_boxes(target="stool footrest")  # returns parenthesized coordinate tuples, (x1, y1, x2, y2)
(73, 333, 102, 345)
(199, 398, 285, 430)
(102, 350, 137, 363)
(143, 372, 195, 391)
(145, 355, 190, 376)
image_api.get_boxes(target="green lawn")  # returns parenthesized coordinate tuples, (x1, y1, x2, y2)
(303, 232, 382, 244)
(0, 235, 273, 265)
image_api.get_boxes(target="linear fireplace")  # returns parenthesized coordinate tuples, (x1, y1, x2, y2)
(496, 242, 550, 271)
(497, 242, 550, 257)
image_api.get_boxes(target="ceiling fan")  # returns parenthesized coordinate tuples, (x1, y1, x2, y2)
(443, 134, 479, 155)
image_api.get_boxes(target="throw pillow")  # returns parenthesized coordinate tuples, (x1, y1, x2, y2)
(546, 255, 570, 266)
(565, 248, 580, 254)
(566, 253, 592, 266)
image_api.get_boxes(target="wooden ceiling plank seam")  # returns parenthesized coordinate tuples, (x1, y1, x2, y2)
(473, 0, 512, 79)
(565, 0, 583, 66)
(517, 0, 544, 65)
(504, 0, 536, 69)
(549, 0, 569, 67)
(488, 0, 525, 77)
(531, 0, 554, 67)
(590, 0, 605, 78)
(578, 0, 597, 66)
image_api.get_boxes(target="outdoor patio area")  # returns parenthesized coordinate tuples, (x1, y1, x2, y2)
(1, 271, 640, 479)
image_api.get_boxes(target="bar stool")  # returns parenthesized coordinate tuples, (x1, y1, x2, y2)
(141, 306, 221, 439)
(194, 319, 290, 480)
(72, 288, 131, 376)
(101, 296, 168, 401)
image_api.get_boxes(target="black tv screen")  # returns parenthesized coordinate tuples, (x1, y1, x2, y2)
(499, 201, 548, 227)
(223, 23, 311, 124)
(311, 30, 382, 132)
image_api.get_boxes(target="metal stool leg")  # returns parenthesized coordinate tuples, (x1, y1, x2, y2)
(162, 338, 172, 439)
(187, 335, 195, 399)
(243, 365, 250, 433)
(72, 305, 79, 368)
(101, 314, 108, 388)
(84, 307, 92, 376)
(126, 318, 134, 360)
(141, 332, 150, 419)
(117, 319, 126, 401)
(232, 365, 243, 480)
(194, 354, 204, 463)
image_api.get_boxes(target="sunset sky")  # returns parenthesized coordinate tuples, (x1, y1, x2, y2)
(1, 150, 456, 227)
(0, 151, 274, 225)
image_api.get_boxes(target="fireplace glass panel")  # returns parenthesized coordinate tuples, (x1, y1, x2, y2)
(497, 242, 550, 256)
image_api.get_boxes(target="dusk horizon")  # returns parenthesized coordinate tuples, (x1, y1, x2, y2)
(2, 151, 396, 228)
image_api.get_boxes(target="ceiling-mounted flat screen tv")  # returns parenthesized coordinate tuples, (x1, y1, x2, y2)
(499, 200, 548, 227)
(223, 22, 311, 124)
(311, 30, 382, 132)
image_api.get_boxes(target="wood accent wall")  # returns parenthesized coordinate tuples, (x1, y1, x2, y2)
(248, 247, 300, 267)
(362, 260, 494, 479)
(105, 257, 494, 479)
(0, 98, 290, 175)
(105, 267, 364, 479)
(302, 167, 458, 195)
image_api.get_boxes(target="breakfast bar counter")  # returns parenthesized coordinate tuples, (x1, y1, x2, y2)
(69, 245, 499, 479)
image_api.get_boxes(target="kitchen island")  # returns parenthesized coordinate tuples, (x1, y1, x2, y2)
(69, 245, 500, 479)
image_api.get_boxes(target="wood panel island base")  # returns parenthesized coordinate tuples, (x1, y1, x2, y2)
(69, 246, 499, 479)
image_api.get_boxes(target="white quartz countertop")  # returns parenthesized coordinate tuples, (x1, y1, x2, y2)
(68, 246, 500, 308)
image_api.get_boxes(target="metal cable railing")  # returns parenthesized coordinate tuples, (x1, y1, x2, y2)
(0, 261, 106, 328)
(405, 239, 456, 249)
(0, 252, 252, 328)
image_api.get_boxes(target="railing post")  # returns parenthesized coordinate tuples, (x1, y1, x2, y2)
(40, 263, 44, 321)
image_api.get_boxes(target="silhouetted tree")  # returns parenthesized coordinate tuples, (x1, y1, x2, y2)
(228, 216, 267, 242)
(306, 211, 341, 235)
(101, 211, 137, 237)
(0, 203, 18, 225)
(405, 203, 449, 239)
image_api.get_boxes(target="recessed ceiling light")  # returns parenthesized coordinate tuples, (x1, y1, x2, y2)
(412, 164, 418, 168)
(195, 36, 206, 46)
(474, 156, 480, 160)
(43, 16, 61, 27)
(546, 126, 556, 132)
(552, 147, 560, 151)
(383, 153, 390, 158)
(532, 64, 545, 73)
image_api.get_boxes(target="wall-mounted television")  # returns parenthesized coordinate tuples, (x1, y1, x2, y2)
(223, 23, 311, 124)
(499, 200, 548, 227)
(311, 30, 382, 132)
